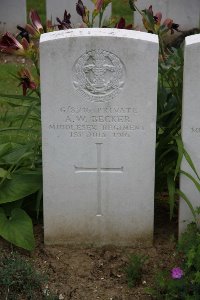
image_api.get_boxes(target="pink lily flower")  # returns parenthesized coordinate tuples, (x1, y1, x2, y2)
(95, 0, 103, 11)
(115, 18, 132, 30)
(0, 32, 29, 55)
(18, 68, 37, 96)
(26, 10, 43, 37)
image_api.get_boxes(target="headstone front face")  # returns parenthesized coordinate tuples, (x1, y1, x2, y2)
(40, 28, 158, 246)
(0, 0, 26, 33)
(179, 34, 200, 235)
(134, 0, 200, 31)
(46, 0, 112, 27)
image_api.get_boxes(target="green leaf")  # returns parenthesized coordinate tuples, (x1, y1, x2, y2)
(0, 127, 38, 133)
(183, 148, 200, 181)
(142, 9, 155, 31)
(0, 143, 13, 158)
(129, 0, 136, 11)
(0, 168, 11, 179)
(157, 108, 176, 121)
(0, 208, 35, 251)
(0, 93, 39, 101)
(1, 199, 23, 216)
(176, 189, 197, 222)
(0, 172, 42, 204)
(19, 103, 35, 129)
(167, 174, 176, 220)
(174, 136, 184, 179)
(1, 143, 33, 164)
(180, 170, 200, 193)
(0, 98, 37, 108)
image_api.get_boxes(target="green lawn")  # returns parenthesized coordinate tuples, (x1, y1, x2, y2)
(112, 0, 133, 24)
(0, 64, 22, 95)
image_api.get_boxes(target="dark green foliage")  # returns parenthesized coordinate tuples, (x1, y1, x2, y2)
(128, 0, 136, 11)
(156, 47, 184, 197)
(0, 92, 42, 250)
(178, 222, 200, 275)
(149, 223, 200, 299)
(0, 253, 59, 300)
(0, 254, 44, 299)
(125, 254, 147, 287)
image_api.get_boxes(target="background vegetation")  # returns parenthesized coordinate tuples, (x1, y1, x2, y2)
(1, 0, 133, 95)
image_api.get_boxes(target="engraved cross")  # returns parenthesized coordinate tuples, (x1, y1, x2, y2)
(74, 143, 123, 216)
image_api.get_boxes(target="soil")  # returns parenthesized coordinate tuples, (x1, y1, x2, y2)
(0, 53, 180, 299)
(0, 200, 180, 300)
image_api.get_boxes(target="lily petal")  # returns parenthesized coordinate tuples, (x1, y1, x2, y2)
(29, 9, 43, 33)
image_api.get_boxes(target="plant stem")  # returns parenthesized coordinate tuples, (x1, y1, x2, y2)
(99, 10, 103, 28)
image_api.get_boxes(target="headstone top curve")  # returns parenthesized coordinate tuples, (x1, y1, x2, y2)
(185, 34, 200, 46)
(40, 28, 158, 44)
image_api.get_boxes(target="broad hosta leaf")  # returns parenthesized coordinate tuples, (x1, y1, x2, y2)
(0, 168, 11, 179)
(0, 143, 13, 158)
(0, 172, 42, 204)
(0, 143, 34, 164)
(0, 208, 35, 251)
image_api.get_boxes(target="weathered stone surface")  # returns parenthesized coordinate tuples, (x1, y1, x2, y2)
(179, 34, 200, 235)
(0, 0, 26, 33)
(40, 28, 158, 246)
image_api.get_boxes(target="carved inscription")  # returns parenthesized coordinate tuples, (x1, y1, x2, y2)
(73, 49, 125, 102)
(48, 106, 144, 139)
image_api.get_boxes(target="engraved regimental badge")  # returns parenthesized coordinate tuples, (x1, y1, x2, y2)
(73, 49, 125, 102)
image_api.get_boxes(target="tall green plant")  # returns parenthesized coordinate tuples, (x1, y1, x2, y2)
(156, 48, 184, 217)
(129, 1, 200, 221)
(0, 11, 42, 250)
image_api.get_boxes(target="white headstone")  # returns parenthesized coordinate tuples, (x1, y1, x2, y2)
(46, 0, 112, 27)
(0, 0, 26, 33)
(40, 28, 158, 246)
(134, 0, 200, 31)
(179, 34, 200, 235)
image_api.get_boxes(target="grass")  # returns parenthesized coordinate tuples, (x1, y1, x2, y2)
(112, 0, 133, 24)
(0, 64, 22, 95)
(0, 253, 58, 299)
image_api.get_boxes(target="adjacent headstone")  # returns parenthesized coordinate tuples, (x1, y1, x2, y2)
(179, 34, 200, 235)
(134, 0, 200, 31)
(40, 28, 158, 246)
(46, 0, 112, 27)
(0, 0, 26, 33)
